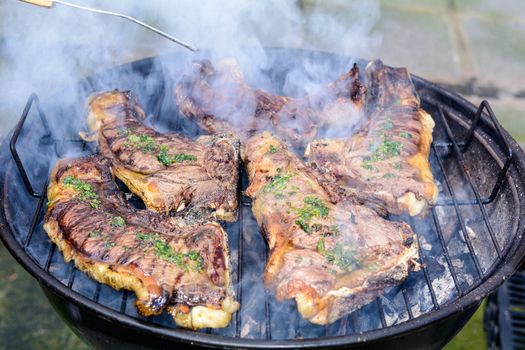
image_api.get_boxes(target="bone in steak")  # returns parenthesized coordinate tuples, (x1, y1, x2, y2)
(306, 60, 438, 216)
(44, 155, 238, 329)
(87, 90, 240, 221)
(243, 133, 419, 325)
(174, 59, 366, 147)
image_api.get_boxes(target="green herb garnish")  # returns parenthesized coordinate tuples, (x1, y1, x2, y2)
(293, 196, 329, 234)
(110, 216, 126, 227)
(370, 139, 402, 161)
(268, 144, 279, 154)
(383, 172, 396, 179)
(125, 134, 156, 153)
(104, 242, 116, 249)
(88, 230, 101, 238)
(157, 145, 197, 166)
(298, 196, 329, 220)
(62, 175, 100, 209)
(399, 132, 412, 139)
(394, 162, 403, 170)
(317, 238, 359, 271)
(135, 232, 204, 271)
(263, 175, 290, 194)
(361, 160, 374, 171)
(295, 219, 311, 233)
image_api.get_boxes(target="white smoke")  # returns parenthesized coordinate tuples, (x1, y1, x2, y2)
(0, 0, 381, 131)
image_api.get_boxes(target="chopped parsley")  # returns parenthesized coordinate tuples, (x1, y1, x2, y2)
(295, 219, 311, 233)
(110, 216, 126, 227)
(317, 238, 360, 271)
(157, 145, 197, 166)
(263, 175, 290, 194)
(383, 172, 396, 179)
(135, 232, 204, 271)
(299, 197, 329, 220)
(88, 230, 101, 238)
(105, 242, 116, 249)
(394, 162, 403, 170)
(125, 134, 156, 153)
(123, 133, 196, 167)
(62, 175, 100, 209)
(370, 139, 402, 161)
(399, 132, 413, 139)
(268, 144, 279, 154)
(294, 196, 329, 234)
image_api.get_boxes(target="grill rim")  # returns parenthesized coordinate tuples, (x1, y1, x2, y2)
(1, 51, 525, 348)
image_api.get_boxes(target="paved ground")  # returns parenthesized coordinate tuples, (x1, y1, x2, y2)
(1, 0, 523, 349)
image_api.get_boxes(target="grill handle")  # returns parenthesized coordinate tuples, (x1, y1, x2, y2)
(9, 93, 52, 198)
(466, 100, 514, 204)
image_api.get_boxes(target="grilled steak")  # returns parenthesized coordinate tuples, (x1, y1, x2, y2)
(306, 60, 438, 216)
(86, 90, 239, 221)
(44, 155, 239, 329)
(243, 133, 419, 325)
(174, 59, 366, 146)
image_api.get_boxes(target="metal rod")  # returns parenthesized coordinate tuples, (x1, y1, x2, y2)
(27, 0, 198, 52)
(430, 207, 463, 296)
(417, 240, 440, 310)
(376, 299, 387, 328)
(424, 96, 514, 206)
(437, 105, 502, 257)
(401, 288, 414, 320)
(67, 268, 77, 288)
(431, 140, 485, 279)
(10, 94, 47, 198)
(234, 180, 244, 337)
(120, 290, 129, 313)
(24, 179, 49, 248)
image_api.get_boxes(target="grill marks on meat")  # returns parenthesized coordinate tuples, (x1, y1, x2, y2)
(174, 59, 366, 146)
(88, 90, 239, 221)
(243, 133, 419, 325)
(307, 60, 438, 216)
(44, 156, 239, 329)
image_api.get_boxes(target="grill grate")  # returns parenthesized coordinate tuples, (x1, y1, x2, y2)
(4, 59, 519, 341)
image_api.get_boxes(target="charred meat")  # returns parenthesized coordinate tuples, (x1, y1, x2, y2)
(44, 155, 238, 329)
(86, 90, 239, 221)
(174, 59, 366, 146)
(243, 133, 419, 325)
(307, 60, 438, 216)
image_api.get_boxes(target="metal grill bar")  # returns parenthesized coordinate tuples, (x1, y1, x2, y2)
(23, 179, 48, 248)
(401, 289, 414, 320)
(10, 94, 52, 198)
(416, 235, 440, 310)
(376, 299, 387, 328)
(431, 141, 485, 279)
(120, 291, 129, 313)
(7, 87, 517, 341)
(430, 207, 463, 296)
(67, 268, 77, 288)
(44, 244, 56, 271)
(234, 189, 244, 338)
(437, 105, 502, 258)
(93, 283, 101, 302)
(424, 96, 514, 207)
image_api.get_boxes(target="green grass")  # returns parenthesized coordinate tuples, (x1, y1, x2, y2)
(0, 243, 91, 350)
(444, 300, 487, 350)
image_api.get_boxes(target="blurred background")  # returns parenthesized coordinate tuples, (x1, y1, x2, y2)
(0, 0, 523, 348)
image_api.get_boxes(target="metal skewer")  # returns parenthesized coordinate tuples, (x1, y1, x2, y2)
(19, 0, 198, 52)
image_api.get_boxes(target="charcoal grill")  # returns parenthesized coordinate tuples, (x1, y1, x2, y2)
(1, 48, 525, 349)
